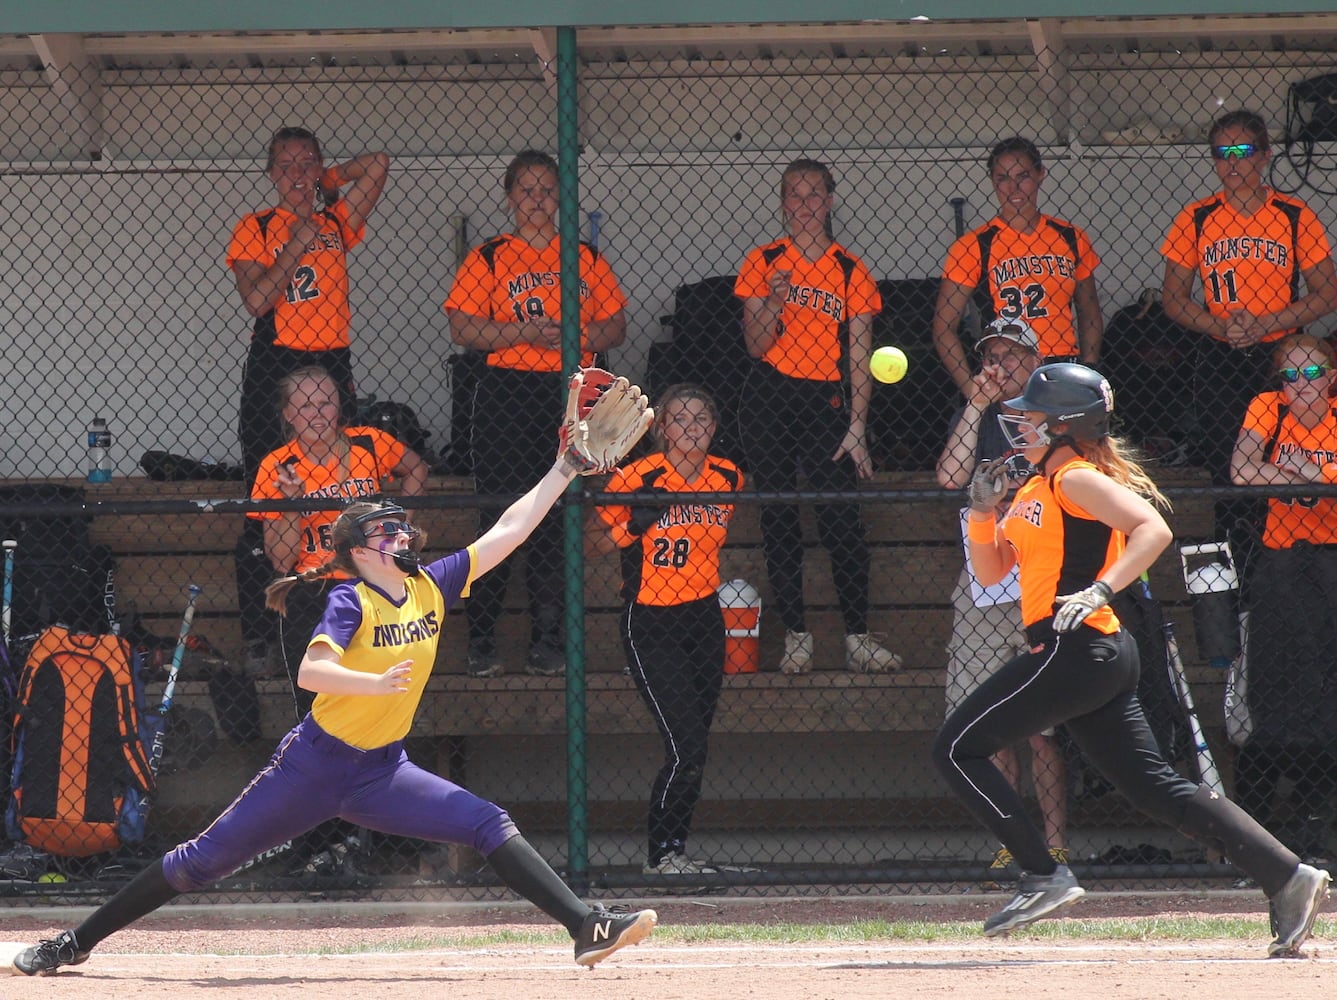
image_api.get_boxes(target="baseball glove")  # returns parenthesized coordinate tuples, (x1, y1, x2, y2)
(558, 367, 654, 475)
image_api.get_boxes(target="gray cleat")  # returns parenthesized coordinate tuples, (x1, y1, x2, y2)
(983, 864, 1085, 937)
(1268, 863, 1331, 958)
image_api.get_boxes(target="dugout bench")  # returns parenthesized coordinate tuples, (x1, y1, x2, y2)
(61, 470, 1234, 850)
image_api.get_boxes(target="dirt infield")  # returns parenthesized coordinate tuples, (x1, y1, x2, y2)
(1, 893, 1332, 999)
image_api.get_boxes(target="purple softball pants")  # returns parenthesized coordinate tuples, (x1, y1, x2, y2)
(163, 714, 518, 891)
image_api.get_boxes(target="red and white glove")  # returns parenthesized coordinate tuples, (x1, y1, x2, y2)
(557, 367, 654, 475)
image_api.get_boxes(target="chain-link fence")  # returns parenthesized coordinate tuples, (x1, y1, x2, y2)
(2, 34, 1336, 903)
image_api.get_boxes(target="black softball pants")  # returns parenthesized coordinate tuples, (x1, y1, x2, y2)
(466, 366, 567, 649)
(623, 596, 726, 864)
(737, 362, 870, 634)
(1190, 337, 1272, 582)
(932, 623, 1298, 894)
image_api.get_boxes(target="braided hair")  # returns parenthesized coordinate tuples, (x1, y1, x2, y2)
(264, 500, 378, 615)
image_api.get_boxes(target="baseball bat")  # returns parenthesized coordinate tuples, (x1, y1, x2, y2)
(2, 539, 16, 645)
(950, 196, 967, 238)
(950, 197, 981, 340)
(1163, 620, 1225, 795)
(147, 584, 203, 779)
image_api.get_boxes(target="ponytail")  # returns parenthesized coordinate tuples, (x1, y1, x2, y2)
(265, 558, 341, 615)
(1082, 436, 1172, 511)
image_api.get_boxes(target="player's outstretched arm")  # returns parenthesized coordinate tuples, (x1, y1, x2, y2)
(473, 458, 581, 578)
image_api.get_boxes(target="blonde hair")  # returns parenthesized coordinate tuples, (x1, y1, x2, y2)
(1078, 436, 1172, 511)
(277, 365, 349, 459)
(1271, 332, 1336, 371)
(779, 159, 835, 238)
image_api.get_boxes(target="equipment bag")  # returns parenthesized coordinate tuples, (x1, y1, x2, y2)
(1286, 73, 1337, 145)
(5, 626, 159, 857)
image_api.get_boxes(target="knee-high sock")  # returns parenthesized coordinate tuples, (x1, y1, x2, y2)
(486, 834, 589, 937)
(73, 857, 181, 951)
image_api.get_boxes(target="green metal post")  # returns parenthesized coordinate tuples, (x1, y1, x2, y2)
(555, 24, 589, 891)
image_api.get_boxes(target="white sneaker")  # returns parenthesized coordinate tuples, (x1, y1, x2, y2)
(845, 633, 902, 672)
(642, 852, 718, 875)
(780, 630, 813, 674)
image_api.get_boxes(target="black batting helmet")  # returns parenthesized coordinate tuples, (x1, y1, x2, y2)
(1004, 363, 1114, 440)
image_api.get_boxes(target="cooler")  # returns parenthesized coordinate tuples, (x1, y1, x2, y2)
(717, 579, 761, 674)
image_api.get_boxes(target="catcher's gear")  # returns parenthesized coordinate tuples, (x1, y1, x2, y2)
(967, 456, 1010, 513)
(558, 367, 654, 475)
(1053, 579, 1114, 633)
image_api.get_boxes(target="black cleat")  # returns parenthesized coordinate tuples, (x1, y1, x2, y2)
(983, 864, 1085, 937)
(12, 931, 90, 976)
(573, 907, 657, 967)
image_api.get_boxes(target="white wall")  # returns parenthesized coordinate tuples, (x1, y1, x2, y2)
(2, 51, 1334, 478)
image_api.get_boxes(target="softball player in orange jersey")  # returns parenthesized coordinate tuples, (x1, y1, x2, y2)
(933, 136, 1104, 395)
(229, 126, 390, 478)
(445, 149, 627, 678)
(735, 158, 899, 675)
(591, 384, 742, 875)
(933, 362, 1329, 953)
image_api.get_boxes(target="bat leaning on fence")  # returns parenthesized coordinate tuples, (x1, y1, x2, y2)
(1162, 620, 1225, 795)
(2, 538, 16, 645)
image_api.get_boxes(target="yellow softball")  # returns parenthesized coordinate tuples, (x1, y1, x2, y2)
(870, 345, 908, 384)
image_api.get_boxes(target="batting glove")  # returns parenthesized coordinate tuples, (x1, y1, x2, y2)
(967, 457, 1009, 514)
(1053, 580, 1114, 633)
(627, 486, 670, 535)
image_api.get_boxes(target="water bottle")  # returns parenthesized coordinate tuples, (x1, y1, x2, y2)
(87, 417, 112, 483)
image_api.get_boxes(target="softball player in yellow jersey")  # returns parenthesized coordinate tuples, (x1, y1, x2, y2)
(13, 470, 656, 975)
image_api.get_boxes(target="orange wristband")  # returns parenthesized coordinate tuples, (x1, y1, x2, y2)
(966, 516, 997, 544)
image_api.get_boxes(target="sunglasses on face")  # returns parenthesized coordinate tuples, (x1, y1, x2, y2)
(365, 521, 417, 539)
(1211, 143, 1259, 161)
(1279, 363, 1331, 384)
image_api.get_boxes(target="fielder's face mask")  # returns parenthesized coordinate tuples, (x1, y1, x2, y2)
(349, 503, 423, 576)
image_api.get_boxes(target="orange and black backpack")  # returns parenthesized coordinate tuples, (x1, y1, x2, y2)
(5, 626, 158, 857)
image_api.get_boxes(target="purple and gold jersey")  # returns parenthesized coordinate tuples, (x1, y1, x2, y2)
(306, 548, 476, 748)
